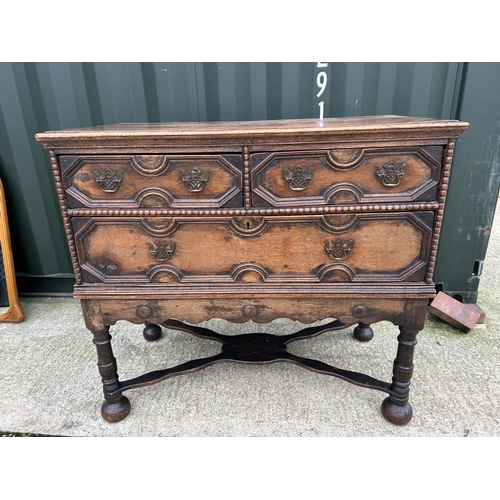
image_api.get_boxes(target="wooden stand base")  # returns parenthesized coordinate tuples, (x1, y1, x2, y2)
(36, 116, 468, 430)
(90, 317, 421, 426)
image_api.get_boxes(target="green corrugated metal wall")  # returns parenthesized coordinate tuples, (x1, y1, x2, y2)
(0, 62, 499, 301)
(433, 63, 500, 301)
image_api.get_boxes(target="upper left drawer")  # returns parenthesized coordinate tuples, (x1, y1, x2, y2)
(59, 154, 243, 209)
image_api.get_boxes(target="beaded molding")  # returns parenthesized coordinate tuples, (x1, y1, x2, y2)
(243, 146, 251, 210)
(67, 202, 440, 218)
(426, 139, 455, 284)
(50, 150, 82, 284)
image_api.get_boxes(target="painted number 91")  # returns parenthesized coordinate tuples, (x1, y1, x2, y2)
(317, 62, 328, 120)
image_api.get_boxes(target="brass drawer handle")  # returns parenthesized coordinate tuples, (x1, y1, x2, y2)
(147, 241, 176, 261)
(283, 166, 314, 191)
(94, 168, 123, 193)
(324, 238, 354, 260)
(375, 162, 406, 187)
(180, 167, 210, 192)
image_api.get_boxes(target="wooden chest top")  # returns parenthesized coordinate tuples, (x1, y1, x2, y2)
(35, 116, 468, 150)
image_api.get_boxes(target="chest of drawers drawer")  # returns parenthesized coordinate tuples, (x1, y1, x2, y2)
(73, 211, 434, 285)
(251, 146, 443, 207)
(59, 153, 243, 209)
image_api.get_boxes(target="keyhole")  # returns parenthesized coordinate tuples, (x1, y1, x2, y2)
(246, 221, 250, 229)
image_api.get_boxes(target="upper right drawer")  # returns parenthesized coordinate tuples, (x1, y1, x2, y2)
(250, 146, 443, 207)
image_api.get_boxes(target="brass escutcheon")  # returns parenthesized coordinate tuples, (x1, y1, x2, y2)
(147, 241, 176, 261)
(180, 167, 210, 192)
(283, 166, 314, 191)
(324, 238, 354, 260)
(375, 162, 406, 187)
(94, 168, 123, 193)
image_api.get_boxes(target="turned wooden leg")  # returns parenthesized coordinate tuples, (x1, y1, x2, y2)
(381, 326, 418, 425)
(353, 322, 374, 342)
(143, 322, 162, 341)
(92, 326, 131, 423)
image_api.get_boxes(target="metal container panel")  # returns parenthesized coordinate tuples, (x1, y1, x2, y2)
(0, 61, 498, 299)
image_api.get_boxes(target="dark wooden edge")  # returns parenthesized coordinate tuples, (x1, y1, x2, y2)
(34, 117, 469, 150)
(74, 283, 437, 300)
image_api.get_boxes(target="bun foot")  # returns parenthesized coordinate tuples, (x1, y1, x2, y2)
(353, 323, 374, 342)
(101, 396, 131, 423)
(143, 323, 162, 341)
(381, 397, 412, 425)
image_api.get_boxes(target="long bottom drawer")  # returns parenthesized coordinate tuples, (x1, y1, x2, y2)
(73, 212, 434, 284)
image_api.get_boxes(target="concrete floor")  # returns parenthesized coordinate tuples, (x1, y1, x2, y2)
(1, 207, 499, 437)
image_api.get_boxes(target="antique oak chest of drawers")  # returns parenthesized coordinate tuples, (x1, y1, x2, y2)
(36, 116, 468, 425)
